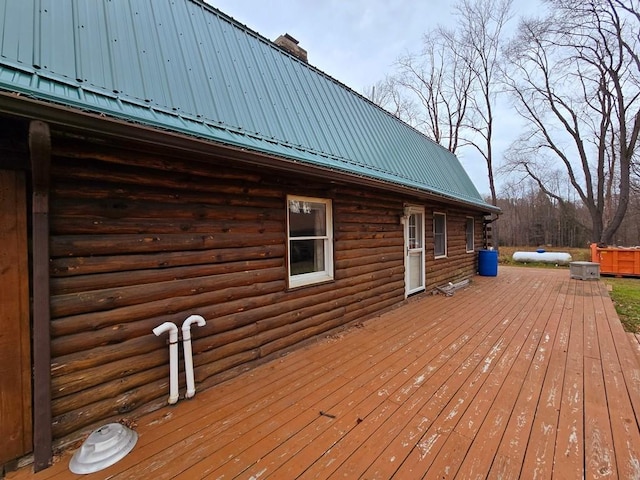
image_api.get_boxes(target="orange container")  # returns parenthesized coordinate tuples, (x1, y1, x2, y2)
(590, 243, 640, 276)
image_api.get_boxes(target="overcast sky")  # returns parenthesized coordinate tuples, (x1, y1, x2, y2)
(207, 0, 543, 196)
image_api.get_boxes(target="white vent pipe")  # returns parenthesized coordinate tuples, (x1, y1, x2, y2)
(182, 315, 206, 398)
(152, 322, 179, 405)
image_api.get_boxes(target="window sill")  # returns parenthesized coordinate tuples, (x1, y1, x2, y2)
(288, 272, 334, 290)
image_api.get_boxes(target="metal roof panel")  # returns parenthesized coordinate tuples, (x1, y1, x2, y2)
(0, 0, 496, 211)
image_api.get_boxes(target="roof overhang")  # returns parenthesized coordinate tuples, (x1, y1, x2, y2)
(0, 91, 500, 215)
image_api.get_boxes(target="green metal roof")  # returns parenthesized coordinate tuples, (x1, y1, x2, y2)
(0, 0, 495, 211)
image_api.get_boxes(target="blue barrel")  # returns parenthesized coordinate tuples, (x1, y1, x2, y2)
(478, 249, 498, 276)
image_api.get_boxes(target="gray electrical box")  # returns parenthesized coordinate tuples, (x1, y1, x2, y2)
(569, 261, 600, 280)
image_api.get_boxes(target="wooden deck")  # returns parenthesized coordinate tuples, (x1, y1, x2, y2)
(9, 266, 640, 479)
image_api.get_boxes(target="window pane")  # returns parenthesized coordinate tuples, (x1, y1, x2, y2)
(434, 214, 446, 256)
(466, 218, 474, 251)
(290, 239, 325, 275)
(408, 253, 423, 291)
(289, 201, 326, 237)
(409, 213, 422, 249)
(435, 234, 445, 256)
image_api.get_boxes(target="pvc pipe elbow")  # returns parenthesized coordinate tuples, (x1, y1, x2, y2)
(153, 322, 178, 340)
(153, 322, 180, 405)
(182, 315, 206, 400)
(182, 315, 206, 337)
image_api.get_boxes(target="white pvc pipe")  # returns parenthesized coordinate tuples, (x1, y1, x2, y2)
(152, 322, 179, 405)
(182, 315, 206, 399)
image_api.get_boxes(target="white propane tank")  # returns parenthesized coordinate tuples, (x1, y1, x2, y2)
(512, 251, 572, 265)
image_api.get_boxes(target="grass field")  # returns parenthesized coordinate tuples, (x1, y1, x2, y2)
(602, 277, 640, 333)
(496, 246, 640, 333)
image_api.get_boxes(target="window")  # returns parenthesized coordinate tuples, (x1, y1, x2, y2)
(408, 213, 422, 249)
(466, 217, 474, 253)
(433, 212, 447, 258)
(287, 195, 333, 288)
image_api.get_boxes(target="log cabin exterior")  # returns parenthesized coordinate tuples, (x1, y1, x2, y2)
(0, 0, 499, 471)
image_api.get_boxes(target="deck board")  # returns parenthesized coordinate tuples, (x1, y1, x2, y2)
(591, 282, 640, 478)
(489, 274, 570, 479)
(8, 266, 640, 480)
(553, 280, 584, 479)
(519, 280, 575, 479)
(454, 270, 563, 479)
(366, 287, 523, 478)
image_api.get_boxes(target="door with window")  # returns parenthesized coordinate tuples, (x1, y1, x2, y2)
(404, 206, 425, 297)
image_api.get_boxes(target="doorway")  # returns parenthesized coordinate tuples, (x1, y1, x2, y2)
(0, 170, 32, 465)
(404, 206, 425, 297)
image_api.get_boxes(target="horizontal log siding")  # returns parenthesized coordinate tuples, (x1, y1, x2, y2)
(47, 143, 411, 442)
(424, 208, 482, 290)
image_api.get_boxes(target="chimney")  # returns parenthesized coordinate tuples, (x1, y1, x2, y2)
(274, 33, 308, 63)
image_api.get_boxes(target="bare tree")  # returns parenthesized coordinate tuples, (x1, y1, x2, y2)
(450, 0, 513, 207)
(503, 0, 640, 244)
(390, 0, 512, 208)
(394, 31, 473, 154)
(362, 76, 418, 125)
(378, 0, 513, 249)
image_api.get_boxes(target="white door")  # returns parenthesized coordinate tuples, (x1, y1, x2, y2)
(404, 207, 425, 297)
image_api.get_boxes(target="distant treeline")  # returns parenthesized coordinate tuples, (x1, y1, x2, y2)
(492, 187, 640, 248)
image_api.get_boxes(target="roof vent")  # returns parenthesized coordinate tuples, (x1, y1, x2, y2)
(274, 33, 308, 63)
(69, 423, 138, 474)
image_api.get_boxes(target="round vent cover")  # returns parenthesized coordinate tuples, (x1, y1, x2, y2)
(69, 423, 138, 474)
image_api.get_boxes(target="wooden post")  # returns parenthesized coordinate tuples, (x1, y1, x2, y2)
(29, 121, 52, 472)
(0, 170, 32, 467)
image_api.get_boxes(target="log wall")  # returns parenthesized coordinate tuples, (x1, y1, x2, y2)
(424, 209, 484, 290)
(44, 137, 484, 443)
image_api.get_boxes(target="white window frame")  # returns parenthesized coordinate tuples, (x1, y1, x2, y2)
(286, 195, 334, 288)
(433, 212, 447, 258)
(465, 217, 475, 253)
